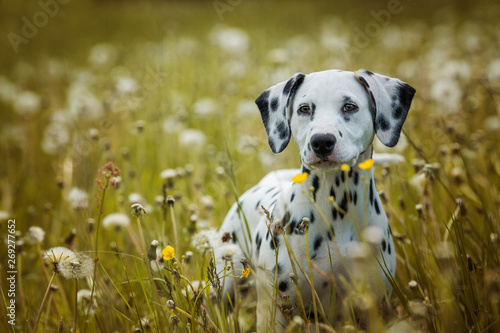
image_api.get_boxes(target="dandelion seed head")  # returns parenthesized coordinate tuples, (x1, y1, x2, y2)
(59, 253, 95, 280)
(77, 289, 98, 315)
(115, 76, 138, 95)
(209, 25, 249, 55)
(102, 213, 130, 230)
(43, 247, 77, 271)
(191, 228, 219, 252)
(193, 97, 216, 117)
(363, 226, 384, 246)
(131, 203, 147, 217)
(13, 91, 41, 116)
(128, 192, 144, 205)
(26, 226, 45, 245)
(68, 188, 89, 210)
(179, 129, 206, 148)
(0, 211, 10, 221)
(214, 243, 240, 263)
(160, 169, 177, 181)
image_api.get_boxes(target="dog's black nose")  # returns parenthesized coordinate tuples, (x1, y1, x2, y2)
(310, 133, 336, 158)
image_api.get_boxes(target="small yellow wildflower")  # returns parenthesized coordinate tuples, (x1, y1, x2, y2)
(341, 164, 350, 171)
(162, 245, 175, 261)
(242, 267, 251, 278)
(359, 159, 374, 170)
(292, 172, 308, 183)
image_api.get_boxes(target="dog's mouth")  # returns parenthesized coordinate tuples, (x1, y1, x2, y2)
(305, 156, 358, 171)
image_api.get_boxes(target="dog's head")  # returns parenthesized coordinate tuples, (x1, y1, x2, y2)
(255, 69, 415, 170)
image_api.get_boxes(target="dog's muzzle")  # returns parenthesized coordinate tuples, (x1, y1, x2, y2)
(310, 133, 336, 160)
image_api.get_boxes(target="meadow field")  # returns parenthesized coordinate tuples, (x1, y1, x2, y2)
(1, 0, 500, 332)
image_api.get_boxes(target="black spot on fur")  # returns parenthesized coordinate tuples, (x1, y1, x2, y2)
(265, 187, 275, 194)
(353, 171, 359, 186)
(322, 281, 329, 288)
(369, 91, 377, 115)
(350, 235, 354, 241)
(330, 186, 336, 199)
(276, 121, 288, 140)
(335, 176, 340, 187)
(231, 231, 237, 243)
(266, 230, 270, 241)
(358, 76, 369, 88)
(348, 168, 353, 178)
(252, 186, 261, 193)
(313, 236, 323, 251)
(270, 97, 279, 112)
(290, 192, 295, 203)
(309, 212, 315, 224)
(273, 263, 283, 275)
(255, 233, 262, 256)
(338, 130, 343, 137)
(377, 114, 391, 132)
(287, 220, 297, 234)
(302, 166, 311, 174)
(331, 207, 338, 221)
(312, 175, 320, 202)
(353, 191, 358, 205)
(397, 83, 416, 115)
(255, 90, 270, 130)
(278, 280, 289, 292)
(388, 243, 392, 255)
(328, 225, 335, 240)
(270, 235, 280, 250)
(393, 106, 404, 119)
(369, 178, 374, 206)
(255, 199, 261, 209)
(365, 70, 375, 76)
(374, 199, 381, 214)
(381, 239, 387, 252)
(338, 193, 348, 219)
(270, 199, 277, 208)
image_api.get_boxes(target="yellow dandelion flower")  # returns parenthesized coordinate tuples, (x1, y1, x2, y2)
(359, 159, 374, 170)
(242, 267, 251, 278)
(162, 245, 175, 261)
(292, 172, 308, 183)
(341, 164, 350, 171)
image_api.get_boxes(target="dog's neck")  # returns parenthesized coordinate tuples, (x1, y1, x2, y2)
(287, 144, 381, 240)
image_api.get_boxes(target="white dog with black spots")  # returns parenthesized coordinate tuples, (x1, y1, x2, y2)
(217, 69, 415, 331)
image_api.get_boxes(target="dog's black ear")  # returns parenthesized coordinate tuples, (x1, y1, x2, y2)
(355, 69, 415, 147)
(255, 73, 306, 153)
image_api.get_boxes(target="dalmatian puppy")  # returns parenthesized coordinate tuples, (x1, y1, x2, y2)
(218, 69, 415, 331)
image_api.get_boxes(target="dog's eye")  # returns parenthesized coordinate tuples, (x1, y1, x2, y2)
(343, 103, 358, 112)
(298, 105, 311, 114)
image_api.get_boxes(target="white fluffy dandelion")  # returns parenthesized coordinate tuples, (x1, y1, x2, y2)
(128, 192, 144, 205)
(26, 226, 45, 245)
(193, 98, 216, 117)
(43, 247, 77, 270)
(59, 253, 95, 280)
(179, 129, 206, 148)
(191, 228, 219, 252)
(77, 289, 98, 316)
(214, 243, 241, 263)
(13, 91, 41, 116)
(102, 213, 130, 230)
(68, 188, 89, 210)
